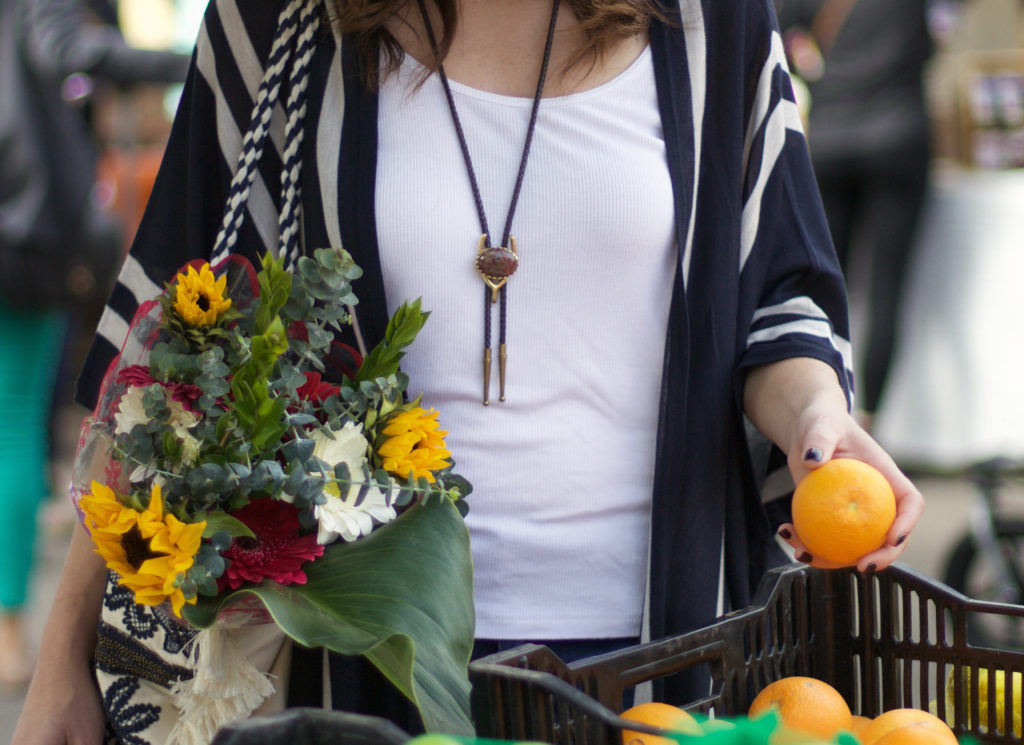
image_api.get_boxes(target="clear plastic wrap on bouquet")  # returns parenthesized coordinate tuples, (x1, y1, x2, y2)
(70, 297, 164, 513)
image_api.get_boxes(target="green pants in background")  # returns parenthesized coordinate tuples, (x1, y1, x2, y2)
(0, 301, 66, 610)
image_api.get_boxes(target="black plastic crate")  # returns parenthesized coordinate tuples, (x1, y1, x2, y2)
(469, 563, 1024, 744)
(210, 708, 411, 745)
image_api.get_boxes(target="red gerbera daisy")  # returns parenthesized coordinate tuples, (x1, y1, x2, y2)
(219, 498, 324, 590)
(117, 364, 203, 412)
(296, 371, 340, 403)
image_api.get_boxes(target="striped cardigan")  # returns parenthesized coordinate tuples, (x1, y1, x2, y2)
(76, 0, 853, 705)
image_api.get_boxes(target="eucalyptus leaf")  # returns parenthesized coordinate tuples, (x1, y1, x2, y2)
(285, 413, 319, 429)
(183, 581, 201, 599)
(306, 324, 332, 349)
(296, 474, 326, 502)
(280, 438, 315, 464)
(198, 394, 221, 412)
(372, 468, 392, 490)
(225, 462, 253, 481)
(196, 574, 219, 597)
(333, 461, 352, 483)
(197, 373, 231, 398)
(395, 483, 416, 507)
(182, 498, 474, 735)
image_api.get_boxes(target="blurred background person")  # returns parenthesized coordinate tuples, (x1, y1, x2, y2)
(0, 0, 188, 687)
(773, 0, 954, 431)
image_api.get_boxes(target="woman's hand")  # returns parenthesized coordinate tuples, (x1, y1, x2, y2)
(744, 357, 925, 573)
(11, 521, 109, 745)
(12, 661, 106, 745)
(774, 397, 925, 572)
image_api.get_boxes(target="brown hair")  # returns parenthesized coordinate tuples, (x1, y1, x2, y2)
(324, 0, 668, 88)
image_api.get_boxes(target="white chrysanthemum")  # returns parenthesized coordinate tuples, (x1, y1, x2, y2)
(129, 463, 165, 484)
(114, 386, 150, 435)
(129, 462, 158, 483)
(115, 386, 199, 437)
(166, 400, 199, 435)
(116, 385, 200, 480)
(311, 423, 396, 544)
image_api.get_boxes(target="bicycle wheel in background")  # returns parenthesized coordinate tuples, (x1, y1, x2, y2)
(943, 524, 1024, 650)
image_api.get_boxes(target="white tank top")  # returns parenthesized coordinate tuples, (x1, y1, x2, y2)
(375, 45, 674, 638)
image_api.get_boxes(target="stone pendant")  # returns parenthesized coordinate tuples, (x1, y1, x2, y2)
(475, 234, 518, 303)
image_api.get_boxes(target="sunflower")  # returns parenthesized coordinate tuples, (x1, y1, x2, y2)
(172, 262, 232, 327)
(79, 481, 206, 616)
(377, 406, 452, 483)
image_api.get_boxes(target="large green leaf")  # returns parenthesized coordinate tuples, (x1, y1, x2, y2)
(183, 497, 475, 735)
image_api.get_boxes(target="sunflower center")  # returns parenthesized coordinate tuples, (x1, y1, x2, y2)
(197, 293, 211, 312)
(121, 524, 164, 570)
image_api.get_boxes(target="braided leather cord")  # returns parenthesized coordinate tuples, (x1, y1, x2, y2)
(210, 0, 321, 270)
(277, 0, 322, 269)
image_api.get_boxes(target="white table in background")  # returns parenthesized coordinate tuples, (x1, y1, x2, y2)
(873, 166, 1024, 470)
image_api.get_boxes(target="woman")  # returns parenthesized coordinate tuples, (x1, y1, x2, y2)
(14, 0, 924, 741)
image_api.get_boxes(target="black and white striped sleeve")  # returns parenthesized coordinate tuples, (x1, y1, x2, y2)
(75, 0, 288, 410)
(735, 0, 854, 408)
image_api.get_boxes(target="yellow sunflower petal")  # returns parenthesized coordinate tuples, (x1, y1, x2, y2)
(146, 483, 164, 520)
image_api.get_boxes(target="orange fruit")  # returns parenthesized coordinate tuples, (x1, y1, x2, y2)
(791, 458, 896, 565)
(872, 721, 959, 745)
(619, 701, 704, 744)
(748, 676, 852, 739)
(850, 714, 873, 739)
(858, 709, 956, 745)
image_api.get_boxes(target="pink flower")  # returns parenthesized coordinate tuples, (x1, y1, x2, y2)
(117, 365, 203, 412)
(218, 499, 324, 590)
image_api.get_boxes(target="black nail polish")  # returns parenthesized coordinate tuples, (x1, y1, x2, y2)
(778, 528, 792, 540)
(866, 563, 878, 574)
(797, 552, 813, 564)
(895, 534, 907, 547)
(803, 447, 823, 463)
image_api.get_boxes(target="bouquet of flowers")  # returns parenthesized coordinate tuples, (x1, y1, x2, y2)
(71, 247, 474, 739)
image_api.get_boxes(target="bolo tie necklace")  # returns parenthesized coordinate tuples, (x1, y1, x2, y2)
(416, 0, 561, 405)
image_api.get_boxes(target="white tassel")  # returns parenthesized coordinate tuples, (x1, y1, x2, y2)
(166, 623, 278, 745)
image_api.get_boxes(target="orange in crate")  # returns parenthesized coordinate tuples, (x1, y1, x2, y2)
(872, 721, 959, 745)
(858, 709, 957, 745)
(748, 676, 852, 740)
(619, 701, 703, 745)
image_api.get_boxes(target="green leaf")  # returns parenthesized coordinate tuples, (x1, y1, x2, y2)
(254, 252, 292, 332)
(183, 498, 474, 735)
(354, 299, 429, 382)
(200, 511, 256, 540)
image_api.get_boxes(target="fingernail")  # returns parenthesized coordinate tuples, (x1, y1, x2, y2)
(797, 552, 813, 564)
(803, 447, 823, 463)
(866, 562, 878, 574)
(778, 528, 792, 540)
(895, 534, 907, 546)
